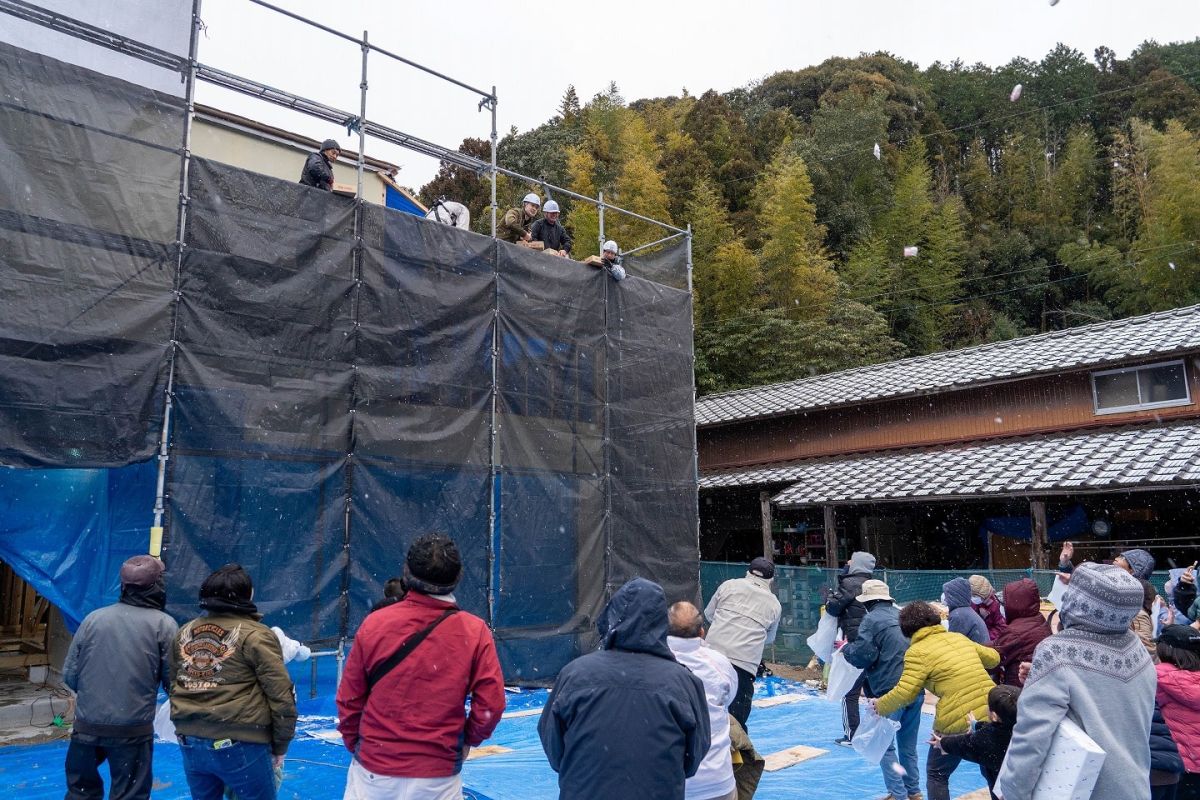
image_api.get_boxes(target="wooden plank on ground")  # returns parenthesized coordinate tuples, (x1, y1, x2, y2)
(752, 694, 810, 708)
(502, 708, 544, 719)
(954, 790, 990, 800)
(466, 745, 513, 760)
(763, 744, 827, 772)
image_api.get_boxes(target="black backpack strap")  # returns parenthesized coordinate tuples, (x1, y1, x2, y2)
(366, 608, 458, 691)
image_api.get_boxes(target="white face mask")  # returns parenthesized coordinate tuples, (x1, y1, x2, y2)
(970, 596, 983, 606)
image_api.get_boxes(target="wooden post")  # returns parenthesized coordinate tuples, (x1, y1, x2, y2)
(759, 491, 774, 560)
(823, 505, 838, 568)
(1030, 500, 1049, 570)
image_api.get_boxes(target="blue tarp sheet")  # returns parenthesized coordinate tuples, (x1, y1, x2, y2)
(0, 669, 988, 800)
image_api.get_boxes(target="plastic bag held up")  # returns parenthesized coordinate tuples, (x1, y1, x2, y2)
(807, 611, 839, 663)
(852, 707, 901, 764)
(825, 650, 864, 702)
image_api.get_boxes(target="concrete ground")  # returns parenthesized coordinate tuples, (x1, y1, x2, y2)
(0, 674, 73, 746)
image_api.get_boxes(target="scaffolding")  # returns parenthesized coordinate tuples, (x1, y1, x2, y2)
(0, 0, 701, 669)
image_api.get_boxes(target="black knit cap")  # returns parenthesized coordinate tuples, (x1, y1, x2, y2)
(404, 533, 462, 595)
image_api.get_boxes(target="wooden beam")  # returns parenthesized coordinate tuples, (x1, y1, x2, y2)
(759, 491, 774, 560)
(1030, 500, 1049, 570)
(823, 505, 838, 568)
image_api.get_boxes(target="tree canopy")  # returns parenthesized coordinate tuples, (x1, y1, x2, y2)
(419, 39, 1200, 394)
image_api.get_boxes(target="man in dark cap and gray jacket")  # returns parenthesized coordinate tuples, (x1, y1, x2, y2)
(299, 139, 340, 191)
(63, 555, 178, 799)
(703, 557, 782, 730)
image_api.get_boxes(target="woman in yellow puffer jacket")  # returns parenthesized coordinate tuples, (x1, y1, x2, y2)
(873, 601, 999, 800)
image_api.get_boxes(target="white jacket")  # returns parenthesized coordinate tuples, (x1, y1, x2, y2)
(703, 574, 782, 673)
(668, 636, 738, 800)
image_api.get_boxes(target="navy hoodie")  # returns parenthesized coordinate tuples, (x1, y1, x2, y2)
(539, 578, 711, 800)
(944, 577, 990, 645)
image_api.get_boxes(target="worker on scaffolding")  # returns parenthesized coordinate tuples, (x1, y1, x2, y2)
(498, 193, 541, 244)
(299, 138, 341, 191)
(530, 199, 573, 256)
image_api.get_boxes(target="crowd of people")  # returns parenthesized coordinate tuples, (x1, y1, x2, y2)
(55, 532, 1200, 800)
(297, 141, 626, 280)
(825, 543, 1200, 800)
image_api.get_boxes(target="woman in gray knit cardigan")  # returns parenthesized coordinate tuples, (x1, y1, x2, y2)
(997, 562, 1157, 800)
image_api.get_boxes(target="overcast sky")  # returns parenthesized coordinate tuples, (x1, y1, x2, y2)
(194, 0, 1200, 189)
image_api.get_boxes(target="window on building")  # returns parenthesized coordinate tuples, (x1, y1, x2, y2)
(1092, 361, 1190, 414)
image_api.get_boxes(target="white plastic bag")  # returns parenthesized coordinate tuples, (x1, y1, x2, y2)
(1048, 574, 1068, 609)
(153, 700, 177, 744)
(852, 707, 901, 764)
(996, 717, 1104, 800)
(824, 650, 864, 703)
(806, 611, 838, 663)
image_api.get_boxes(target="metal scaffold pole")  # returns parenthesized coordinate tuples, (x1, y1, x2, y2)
(598, 191, 605, 252)
(488, 86, 498, 238)
(150, 0, 203, 558)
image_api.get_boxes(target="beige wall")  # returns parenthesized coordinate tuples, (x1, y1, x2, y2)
(191, 118, 391, 206)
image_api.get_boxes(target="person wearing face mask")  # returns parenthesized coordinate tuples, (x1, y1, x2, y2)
(943, 577, 990, 645)
(968, 575, 1007, 642)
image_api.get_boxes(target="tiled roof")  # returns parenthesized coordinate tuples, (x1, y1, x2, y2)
(696, 305, 1200, 426)
(725, 421, 1200, 507)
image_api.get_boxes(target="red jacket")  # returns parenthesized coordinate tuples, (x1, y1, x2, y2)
(994, 578, 1050, 686)
(336, 593, 506, 777)
(1157, 662, 1200, 772)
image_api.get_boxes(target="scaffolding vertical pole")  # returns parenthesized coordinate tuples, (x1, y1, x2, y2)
(150, 0, 203, 558)
(490, 86, 498, 238)
(356, 31, 367, 204)
(598, 191, 605, 252)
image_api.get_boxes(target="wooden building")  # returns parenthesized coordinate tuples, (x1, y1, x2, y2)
(698, 305, 1200, 571)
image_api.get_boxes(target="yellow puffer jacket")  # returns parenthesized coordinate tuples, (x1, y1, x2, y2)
(874, 625, 999, 734)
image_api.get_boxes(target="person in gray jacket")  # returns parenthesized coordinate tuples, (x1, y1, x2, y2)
(63, 555, 178, 800)
(997, 562, 1156, 800)
(703, 557, 782, 731)
(842, 579, 921, 800)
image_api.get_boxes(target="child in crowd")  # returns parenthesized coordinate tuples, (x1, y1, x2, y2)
(1156, 624, 1200, 800)
(930, 685, 1020, 800)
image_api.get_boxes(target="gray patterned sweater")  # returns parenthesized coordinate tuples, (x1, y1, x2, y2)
(997, 571, 1156, 800)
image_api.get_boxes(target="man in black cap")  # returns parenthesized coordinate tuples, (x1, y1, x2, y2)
(703, 557, 782, 730)
(299, 138, 340, 191)
(63, 555, 178, 800)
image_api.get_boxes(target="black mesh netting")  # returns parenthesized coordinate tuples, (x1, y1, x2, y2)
(0, 42, 699, 681)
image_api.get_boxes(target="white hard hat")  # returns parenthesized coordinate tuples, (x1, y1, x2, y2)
(522, 192, 541, 207)
(543, 200, 560, 213)
(602, 240, 619, 253)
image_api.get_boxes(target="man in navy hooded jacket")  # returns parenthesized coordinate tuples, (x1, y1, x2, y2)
(538, 577, 711, 800)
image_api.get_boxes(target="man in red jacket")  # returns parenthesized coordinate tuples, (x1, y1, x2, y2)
(337, 534, 505, 799)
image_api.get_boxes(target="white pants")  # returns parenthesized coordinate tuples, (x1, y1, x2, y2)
(343, 759, 463, 800)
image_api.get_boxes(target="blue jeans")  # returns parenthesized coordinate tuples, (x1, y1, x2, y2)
(178, 736, 276, 800)
(879, 697, 922, 798)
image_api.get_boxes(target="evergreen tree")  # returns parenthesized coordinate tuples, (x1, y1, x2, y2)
(755, 151, 838, 318)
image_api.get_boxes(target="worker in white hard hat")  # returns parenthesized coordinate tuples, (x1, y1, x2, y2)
(601, 240, 625, 281)
(498, 192, 541, 244)
(530, 199, 573, 257)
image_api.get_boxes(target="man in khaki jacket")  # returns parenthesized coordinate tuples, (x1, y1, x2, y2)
(170, 564, 296, 800)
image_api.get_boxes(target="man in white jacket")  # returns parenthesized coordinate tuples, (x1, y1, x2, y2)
(704, 557, 782, 730)
(668, 602, 738, 800)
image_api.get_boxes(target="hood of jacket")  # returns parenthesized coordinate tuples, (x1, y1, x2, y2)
(847, 551, 876, 576)
(1121, 549, 1156, 580)
(1002, 578, 1041, 621)
(1061, 562, 1143, 634)
(943, 577, 973, 610)
(597, 577, 674, 661)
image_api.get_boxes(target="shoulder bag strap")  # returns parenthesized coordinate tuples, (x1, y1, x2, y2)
(365, 608, 458, 692)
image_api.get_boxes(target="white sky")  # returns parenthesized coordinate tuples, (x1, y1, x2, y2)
(193, 0, 1200, 188)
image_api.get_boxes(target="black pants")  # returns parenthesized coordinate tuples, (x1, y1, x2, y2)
(841, 671, 867, 739)
(730, 666, 756, 731)
(925, 743, 962, 800)
(1153, 782, 1180, 800)
(65, 733, 153, 800)
(1178, 773, 1200, 800)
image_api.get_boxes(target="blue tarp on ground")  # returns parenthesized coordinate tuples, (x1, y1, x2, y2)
(0, 669, 989, 800)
